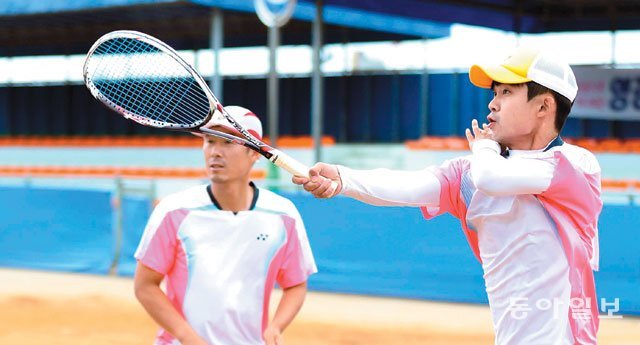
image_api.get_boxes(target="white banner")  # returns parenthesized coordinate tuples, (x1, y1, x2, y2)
(572, 67, 640, 121)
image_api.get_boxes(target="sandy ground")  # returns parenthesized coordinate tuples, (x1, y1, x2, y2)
(0, 268, 638, 345)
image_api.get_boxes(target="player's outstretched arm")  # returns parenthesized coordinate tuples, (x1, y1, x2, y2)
(293, 162, 441, 207)
(264, 281, 308, 345)
(337, 166, 442, 207)
(134, 263, 207, 345)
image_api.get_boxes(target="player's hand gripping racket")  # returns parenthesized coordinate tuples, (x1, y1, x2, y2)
(83, 30, 317, 180)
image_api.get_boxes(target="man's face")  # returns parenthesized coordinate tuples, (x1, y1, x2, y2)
(202, 127, 259, 184)
(487, 83, 542, 148)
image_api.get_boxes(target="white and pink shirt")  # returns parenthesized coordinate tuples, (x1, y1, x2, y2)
(338, 137, 602, 345)
(135, 184, 316, 345)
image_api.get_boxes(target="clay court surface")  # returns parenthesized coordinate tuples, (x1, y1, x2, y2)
(0, 269, 638, 345)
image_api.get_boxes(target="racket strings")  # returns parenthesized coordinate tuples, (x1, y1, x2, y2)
(92, 39, 178, 119)
(88, 37, 211, 127)
(95, 38, 209, 124)
(97, 38, 208, 125)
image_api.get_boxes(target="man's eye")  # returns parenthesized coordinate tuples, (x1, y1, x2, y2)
(502, 89, 510, 95)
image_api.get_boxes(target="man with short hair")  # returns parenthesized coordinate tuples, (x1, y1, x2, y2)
(294, 46, 602, 344)
(135, 105, 316, 345)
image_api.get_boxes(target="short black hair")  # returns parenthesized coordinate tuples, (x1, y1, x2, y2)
(491, 81, 573, 133)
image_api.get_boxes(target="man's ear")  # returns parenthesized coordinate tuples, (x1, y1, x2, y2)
(248, 149, 261, 163)
(537, 94, 556, 118)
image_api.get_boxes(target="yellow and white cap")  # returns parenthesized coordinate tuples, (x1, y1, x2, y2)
(469, 46, 578, 102)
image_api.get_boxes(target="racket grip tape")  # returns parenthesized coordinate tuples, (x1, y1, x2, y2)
(270, 150, 339, 195)
(269, 150, 310, 177)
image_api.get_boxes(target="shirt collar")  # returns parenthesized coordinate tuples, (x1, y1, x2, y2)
(502, 136, 564, 157)
(206, 181, 259, 213)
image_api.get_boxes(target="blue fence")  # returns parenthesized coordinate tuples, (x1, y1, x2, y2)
(1, 187, 638, 315)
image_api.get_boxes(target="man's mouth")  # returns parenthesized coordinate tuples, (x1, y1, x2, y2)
(487, 115, 497, 128)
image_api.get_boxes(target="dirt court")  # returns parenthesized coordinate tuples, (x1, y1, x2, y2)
(0, 269, 637, 345)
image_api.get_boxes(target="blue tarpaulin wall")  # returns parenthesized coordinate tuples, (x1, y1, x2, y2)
(292, 195, 489, 303)
(1, 187, 638, 315)
(116, 195, 153, 276)
(0, 187, 113, 273)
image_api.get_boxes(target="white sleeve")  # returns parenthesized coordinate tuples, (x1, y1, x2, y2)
(337, 166, 440, 207)
(470, 139, 556, 196)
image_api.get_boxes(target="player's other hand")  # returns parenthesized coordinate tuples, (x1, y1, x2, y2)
(465, 118, 495, 150)
(263, 325, 284, 345)
(292, 162, 342, 198)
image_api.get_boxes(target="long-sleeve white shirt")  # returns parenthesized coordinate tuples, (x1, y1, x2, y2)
(338, 139, 555, 205)
(335, 138, 601, 345)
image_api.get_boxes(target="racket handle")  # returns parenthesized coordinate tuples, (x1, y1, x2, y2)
(270, 149, 339, 195)
(269, 149, 310, 177)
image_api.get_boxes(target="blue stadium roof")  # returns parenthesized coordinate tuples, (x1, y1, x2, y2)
(0, 0, 452, 56)
(2, 0, 637, 33)
(0, 0, 450, 39)
(1, 0, 637, 56)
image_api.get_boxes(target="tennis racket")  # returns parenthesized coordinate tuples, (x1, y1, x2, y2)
(83, 30, 311, 178)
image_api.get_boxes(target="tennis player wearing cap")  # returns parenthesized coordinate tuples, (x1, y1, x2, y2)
(294, 47, 602, 344)
(134, 106, 317, 345)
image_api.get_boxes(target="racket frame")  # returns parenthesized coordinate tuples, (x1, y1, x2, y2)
(83, 30, 312, 177)
(84, 30, 213, 130)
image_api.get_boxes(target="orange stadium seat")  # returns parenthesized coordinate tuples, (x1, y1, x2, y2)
(250, 169, 267, 179)
(175, 136, 202, 147)
(623, 138, 640, 153)
(406, 136, 456, 150)
(62, 137, 80, 146)
(443, 136, 468, 150)
(261, 135, 335, 148)
(601, 179, 633, 190)
(2, 134, 640, 155)
(598, 138, 625, 153)
(0, 163, 633, 188)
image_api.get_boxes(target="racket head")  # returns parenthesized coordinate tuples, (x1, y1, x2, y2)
(83, 30, 216, 130)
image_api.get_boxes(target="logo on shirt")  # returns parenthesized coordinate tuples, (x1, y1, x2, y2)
(257, 233, 269, 241)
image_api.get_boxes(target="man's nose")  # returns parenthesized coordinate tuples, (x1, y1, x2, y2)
(488, 98, 499, 112)
(207, 143, 224, 156)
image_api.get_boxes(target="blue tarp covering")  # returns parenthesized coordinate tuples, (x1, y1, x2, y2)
(116, 191, 639, 314)
(595, 205, 640, 315)
(117, 195, 153, 276)
(291, 195, 488, 303)
(1, 187, 638, 315)
(0, 187, 113, 273)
